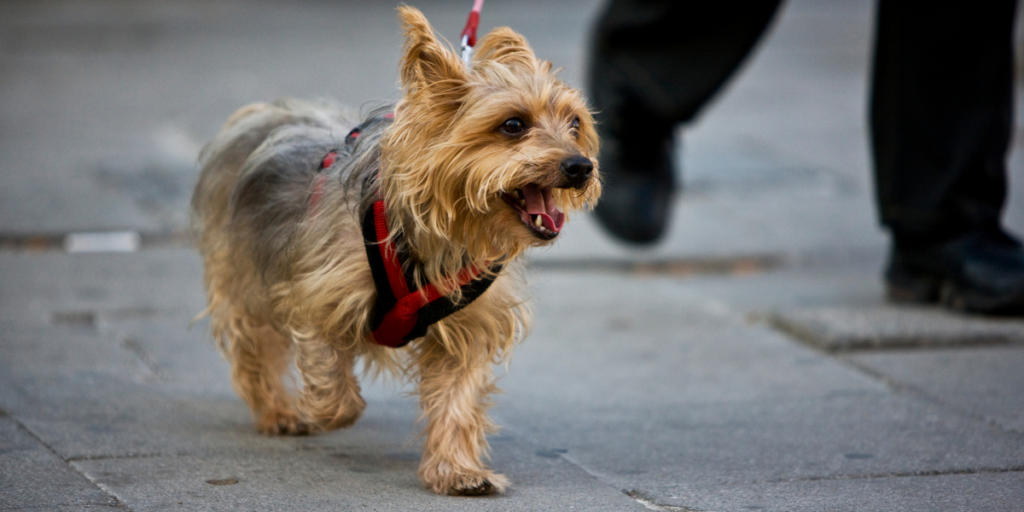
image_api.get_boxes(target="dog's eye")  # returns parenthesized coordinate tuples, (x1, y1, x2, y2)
(570, 117, 580, 137)
(500, 118, 526, 136)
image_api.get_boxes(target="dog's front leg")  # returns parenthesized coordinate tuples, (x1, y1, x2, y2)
(293, 330, 366, 431)
(415, 336, 509, 496)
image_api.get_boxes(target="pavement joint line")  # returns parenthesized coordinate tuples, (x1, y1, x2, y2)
(0, 505, 125, 511)
(5, 413, 131, 510)
(66, 452, 171, 463)
(120, 337, 165, 381)
(625, 489, 705, 511)
(489, 422, 659, 509)
(551, 451, 669, 510)
(530, 254, 786, 276)
(51, 306, 191, 325)
(741, 464, 1024, 485)
(0, 231, 191, 252)
(0, 230, 792, 279)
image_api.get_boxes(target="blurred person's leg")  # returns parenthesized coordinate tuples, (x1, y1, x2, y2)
(589, 0, 782, 244)
(872, 0, 1024, 314)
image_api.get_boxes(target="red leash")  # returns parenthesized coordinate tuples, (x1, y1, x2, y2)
(460, 0, 485, 64)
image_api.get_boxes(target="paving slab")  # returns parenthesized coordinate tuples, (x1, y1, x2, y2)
(74, 430, 647, 512)
(542, 186, 889, 265)
(631, 471, 1024, 512)
(850, 346, 1024, 435)
(0, 248, 647, 509)
(496, 272, 1024, 507)
(505, 275, 889, 407)
(653, 267, 888, 312)
(3, 369, 266, 461)
(768, 306, 1024, 352)
(0, 251, 242, 460)
(0, 415, 120, 510)
(503, 393, 1024, 488)
(0, 249, 206, 325)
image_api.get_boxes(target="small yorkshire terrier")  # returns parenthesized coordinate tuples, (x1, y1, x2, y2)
(191, 6, 599, 496)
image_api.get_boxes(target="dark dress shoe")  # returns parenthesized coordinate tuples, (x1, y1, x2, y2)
(592, 136, 676, 245)
(886, 228, 1024, 315)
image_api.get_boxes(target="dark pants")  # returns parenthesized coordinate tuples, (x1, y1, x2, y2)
(589, 0, 1018, 243)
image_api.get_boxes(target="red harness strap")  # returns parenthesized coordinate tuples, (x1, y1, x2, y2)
(367, 200, 486, 347)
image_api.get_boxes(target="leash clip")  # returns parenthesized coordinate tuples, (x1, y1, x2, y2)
(459, 0, 483, 65)
(460, 34, 473, 65)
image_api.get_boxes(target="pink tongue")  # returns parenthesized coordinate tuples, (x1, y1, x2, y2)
(521, 184, 565, 232)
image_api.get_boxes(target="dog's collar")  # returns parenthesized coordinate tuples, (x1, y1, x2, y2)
(311, 113, 502, 348)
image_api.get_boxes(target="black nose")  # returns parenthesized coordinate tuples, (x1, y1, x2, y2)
(560, 155, 593, 188)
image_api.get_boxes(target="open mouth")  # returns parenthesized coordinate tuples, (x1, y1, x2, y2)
(501, 183, 565, 240)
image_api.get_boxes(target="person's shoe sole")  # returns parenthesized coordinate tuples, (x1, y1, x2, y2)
(887, 272, 1024, 315)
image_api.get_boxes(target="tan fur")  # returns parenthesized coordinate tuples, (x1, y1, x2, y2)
(191, 6, 599, 496)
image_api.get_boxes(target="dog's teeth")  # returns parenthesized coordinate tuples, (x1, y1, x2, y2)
(519, 199, 526, 207)
(534, 215, 543, 227)
(516, 189, 523, 199)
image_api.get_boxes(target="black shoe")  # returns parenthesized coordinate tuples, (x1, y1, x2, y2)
(886, 228, 1024, 315)
(592, 122, 677, 245)
(593, 145, 675, 244)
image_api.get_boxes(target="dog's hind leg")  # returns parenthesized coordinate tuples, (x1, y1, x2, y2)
(215, 310, 309, 436)
(293, 332, 366, 431)
(415, 338, 509, 496)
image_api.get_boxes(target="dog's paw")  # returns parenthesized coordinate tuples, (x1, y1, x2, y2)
(450, 479, 497, 496)
(257, 411, 311, 436)
(432, 471, 509, 496)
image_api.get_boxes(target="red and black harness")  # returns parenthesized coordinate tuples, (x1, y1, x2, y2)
(312, 118, 501, 348)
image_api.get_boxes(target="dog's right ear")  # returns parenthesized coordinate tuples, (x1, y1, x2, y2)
(397, 6, 466, 96)
(473, 27, 538, 71)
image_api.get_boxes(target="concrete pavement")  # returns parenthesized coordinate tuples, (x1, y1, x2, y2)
(2, 0, 1024, 510)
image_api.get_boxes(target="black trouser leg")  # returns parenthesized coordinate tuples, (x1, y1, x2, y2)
(588, 0, 783, 162)
(588, 0, 783, 244)
(871, 0, 1018, 244)
(590, 0, 784, 125)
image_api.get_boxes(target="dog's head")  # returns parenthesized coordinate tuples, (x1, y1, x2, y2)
(380, 6, 600, 263)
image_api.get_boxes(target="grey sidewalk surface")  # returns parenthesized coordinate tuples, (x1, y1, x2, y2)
(2, 1, 1024, 510)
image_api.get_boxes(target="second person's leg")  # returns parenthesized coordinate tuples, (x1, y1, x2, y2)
(589, 0, 783, 243)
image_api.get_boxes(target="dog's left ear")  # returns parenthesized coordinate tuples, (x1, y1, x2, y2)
(397, 6, 466, 95)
